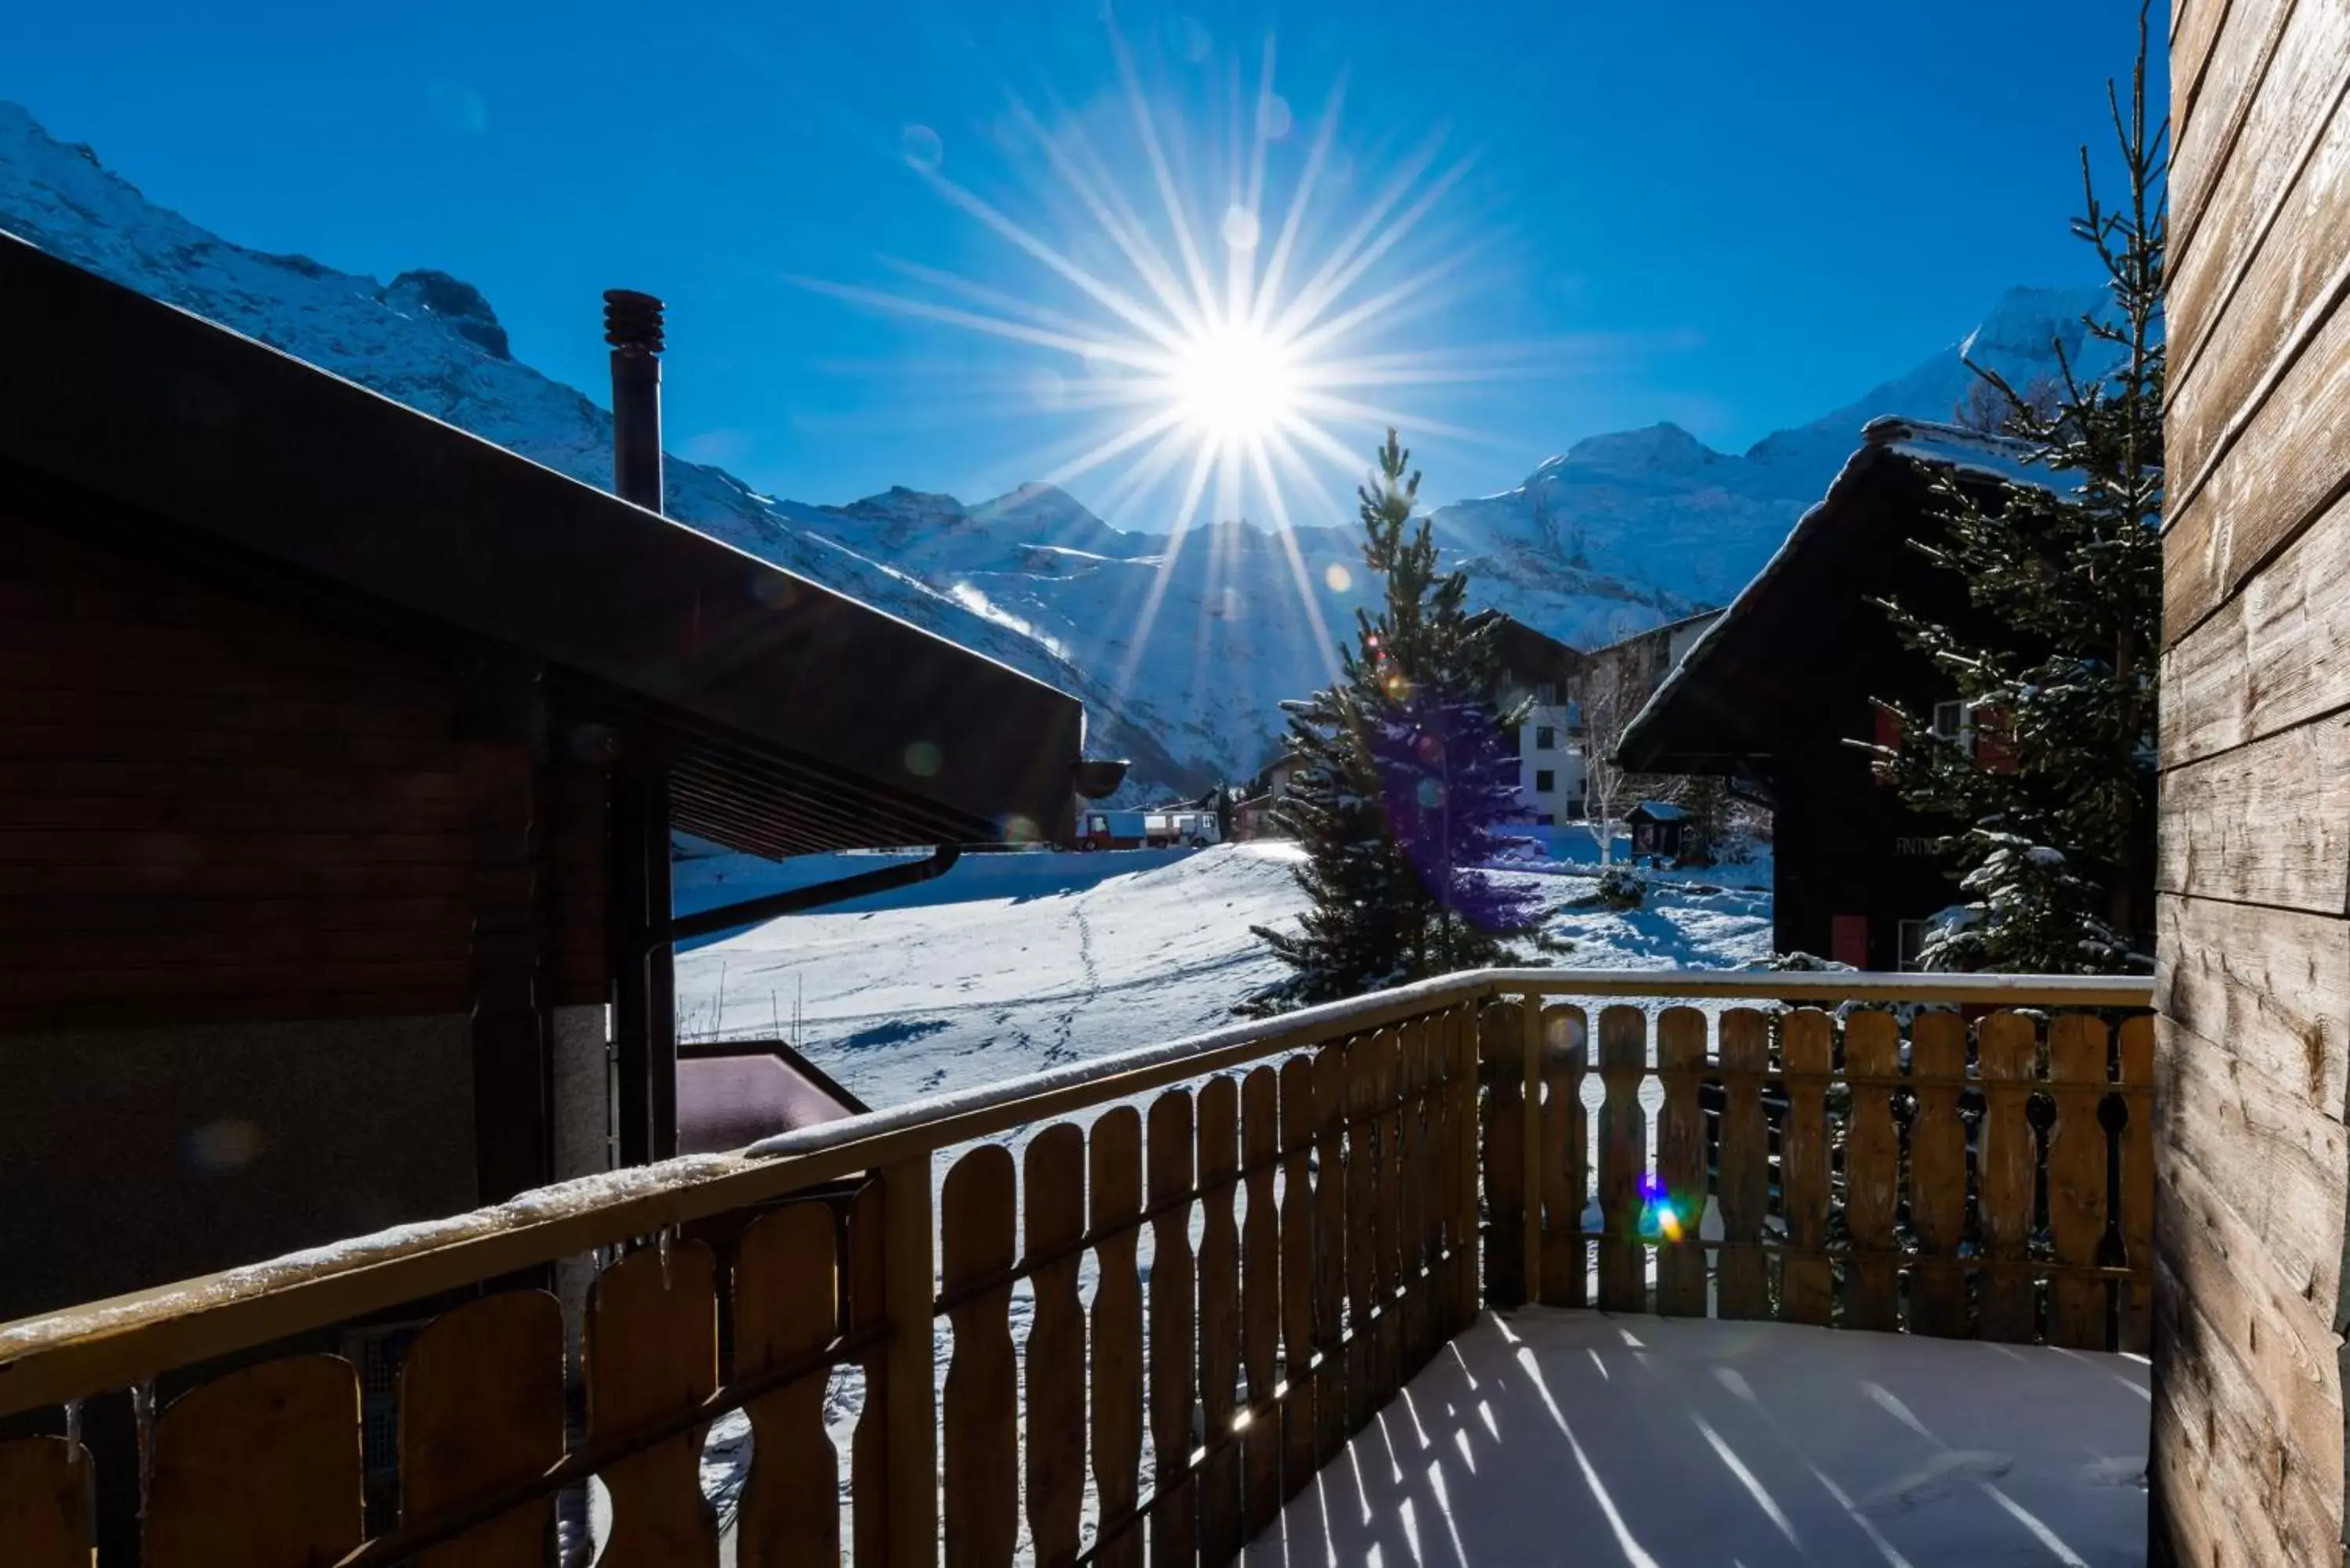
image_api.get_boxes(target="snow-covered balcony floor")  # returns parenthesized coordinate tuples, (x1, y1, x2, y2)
(1243, 1309, 2149, 1568)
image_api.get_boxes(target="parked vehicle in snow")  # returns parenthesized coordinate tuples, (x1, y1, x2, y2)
(1145, 808, 1220, 847)
(1073, 807, 1148, 850)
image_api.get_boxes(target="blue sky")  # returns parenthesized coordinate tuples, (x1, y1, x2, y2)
(5, 0, 2161, 522)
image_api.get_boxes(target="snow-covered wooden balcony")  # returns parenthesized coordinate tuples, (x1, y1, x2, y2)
(0, 969, 2153, 1568)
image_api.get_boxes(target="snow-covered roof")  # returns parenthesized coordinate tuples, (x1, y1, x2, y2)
(1618, 417, 2059, 772)
(1629, 800, 1685, 821)
(1864, 414, 2063, 493)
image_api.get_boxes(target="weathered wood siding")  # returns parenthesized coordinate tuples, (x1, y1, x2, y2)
(0, 500, 611, 1025)
(2157, 5, 2350, 1563)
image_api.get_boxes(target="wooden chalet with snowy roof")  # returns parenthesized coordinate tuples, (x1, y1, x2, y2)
(1618, 417, 2048, 967)
(0, 232, 1097, 1327)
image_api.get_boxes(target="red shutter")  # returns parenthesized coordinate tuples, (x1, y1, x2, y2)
(1974, 706, 2018, 773)
(1870, 708, 1902, 787)
(1831, 915, 1871, 969)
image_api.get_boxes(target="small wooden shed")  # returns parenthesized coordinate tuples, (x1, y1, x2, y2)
(1625, 800, 1686, 862)
(0, 234, 1090, 1321)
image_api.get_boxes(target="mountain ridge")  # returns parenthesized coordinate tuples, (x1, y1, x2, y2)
(0, 99, 2107, 797)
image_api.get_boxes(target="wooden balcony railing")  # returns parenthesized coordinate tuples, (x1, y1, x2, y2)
(0, 968, 2153, 1568)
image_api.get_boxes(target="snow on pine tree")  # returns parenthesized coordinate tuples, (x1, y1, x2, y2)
(1246, 430, 1549, 1012)
(1865, 14, 2164, 974)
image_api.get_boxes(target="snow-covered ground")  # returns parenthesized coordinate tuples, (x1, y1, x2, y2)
(674, 841, 1773, 1107)
(1247, 1309, 2149, 1568)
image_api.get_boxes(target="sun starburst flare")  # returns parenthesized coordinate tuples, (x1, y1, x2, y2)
(801, 18, 1534, 696)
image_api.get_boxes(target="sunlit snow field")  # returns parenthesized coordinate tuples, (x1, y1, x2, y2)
(673, 840, 1774, 1108)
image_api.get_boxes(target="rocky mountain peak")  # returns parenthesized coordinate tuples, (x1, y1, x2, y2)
(382, 269, 511, 360)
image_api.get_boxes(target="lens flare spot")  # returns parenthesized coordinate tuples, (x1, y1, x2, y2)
(184, 1118, 262, 1172)
(905, 741, 942, 778)
(1257, 92, 1294, 141)
(1171, 14, 1213, 62)
(1324, 563, 1353, 592)
(900, 124, 945, 172)
(1221, 205, 1262, 251)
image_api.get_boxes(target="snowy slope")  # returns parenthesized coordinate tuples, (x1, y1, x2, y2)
(673, 843, 1773, 1107)
(0, 99, 2110, 794)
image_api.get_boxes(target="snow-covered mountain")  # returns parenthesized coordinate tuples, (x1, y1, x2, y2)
(0, 100, 2106, 798)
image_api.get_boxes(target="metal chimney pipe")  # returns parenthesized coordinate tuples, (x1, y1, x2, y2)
(604, 288, 665, 512)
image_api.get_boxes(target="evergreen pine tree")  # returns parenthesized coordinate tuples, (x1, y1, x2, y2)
(1246, 430, 1549, 1010)
(1866, 13, 2164, 973)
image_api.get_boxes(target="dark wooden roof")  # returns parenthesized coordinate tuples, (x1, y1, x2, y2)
(1618, 418, 2045, 776)
(1475, 612, 1590, 684)
(0, 233, 1086, 854)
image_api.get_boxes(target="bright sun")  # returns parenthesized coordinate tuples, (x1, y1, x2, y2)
(802, 18, 1497, 695)
(1170, 325, 1296, 440)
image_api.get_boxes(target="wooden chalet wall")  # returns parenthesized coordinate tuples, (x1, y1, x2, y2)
(0, 490, 610, 1321)
(2156, 3, 2350, 1564)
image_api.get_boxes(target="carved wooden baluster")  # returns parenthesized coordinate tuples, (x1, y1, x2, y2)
(1370, 1031, 1405, 1408)
(2117, 1015, 2156, 1353)
(1715, 1009, 1772, 1320)
(1540, 1003, 1590, 1309)
(736, 1204, 841, 1568)
(1238, 1066, 1283, 1537)
(1777, 1009, 1834, 1327)
(1277, 1053, 1320, 1498)
(1432, 1010, 1470, 1334)
(1396, 1022, 1432, 1371)
(1196, 1077, 1243, 1568)
(2047, 1014, 2112, 1349)
(1025, 1124, 1087, 1568)
(942, 1147, 1019, 1568)
(1450, 1006, 1484, 1330)
(1479, 1003, 1527, 1308)
(1653, 1006, 1708, 1317)
(1091, 1107, 1146, 1568)
(846, 1180, 891, 1568)
(400, 1289, 568, 1568)
(1977, 1010, 2039, 1342)
(0, 1436, 94, 1568)
(1595, 1005, 1649, 1313)
(587, 1241, 721, 1568)
(1907, 1010, 1971, 1339)
(1310, 1042, 1350, 1463)
(1842, 1011, 1902, 1332)
(1422, 1015, 1459, 1339)
(145, 1356, 362, 1568)
(1148, 1089, 1200, 1568)
(1342, 1035, 1380, 1424)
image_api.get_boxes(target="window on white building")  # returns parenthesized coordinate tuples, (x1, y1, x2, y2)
(1535, 725, 1556, 750)
(1535, 769, 1556, 793)
(1535, 682, 1558, 704)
